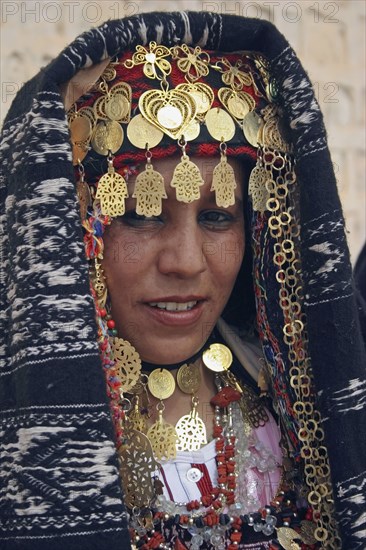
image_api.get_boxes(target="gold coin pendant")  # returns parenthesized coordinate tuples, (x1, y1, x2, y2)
(148, 368, 176, 400)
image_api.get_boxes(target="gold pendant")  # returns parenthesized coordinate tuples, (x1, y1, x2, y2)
(202, 343, 233, 372)
(93, 259, 107, 308)
(211, 153, 237, 208)
(76, 178, 92, 222)
(139, 88, 197, 140)
(68, 107, 95, 164)
(170, 155, 204, 203)
(177, 360, 201, 395)
(118, 428, 159, 508)
(132, 162, 167, 217)
(147, 407, 178, 460)
(218, 88, 255, 120)
(91, 120, 124, 156)
(127, 114, 163, 149)
(111, 338, 142, 393)
(128, 395, 148, 433)
(148, 369, 176, 400)
(96, 159, 128, 217)
(176, 396, 207, 452)
(205, 108, 235, 142)
(248, 164, 270, 213)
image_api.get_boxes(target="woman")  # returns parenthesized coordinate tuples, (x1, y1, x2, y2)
(0, 11, 365, 550)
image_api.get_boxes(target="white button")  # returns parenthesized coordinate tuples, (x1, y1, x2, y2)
(186, 467, 203, 483)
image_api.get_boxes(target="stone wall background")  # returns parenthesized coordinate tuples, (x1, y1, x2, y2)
(1, 0, 365, 261)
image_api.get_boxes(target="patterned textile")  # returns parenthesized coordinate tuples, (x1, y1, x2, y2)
(1, 11, 365, 550)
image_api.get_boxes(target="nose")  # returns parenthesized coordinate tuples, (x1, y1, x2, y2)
(157, 218, 206, 279)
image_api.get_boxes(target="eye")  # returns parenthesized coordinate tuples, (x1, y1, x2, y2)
(199, 210, 235, 228)
(117, 211, 162, 227)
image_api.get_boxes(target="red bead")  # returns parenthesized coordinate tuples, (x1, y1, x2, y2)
(107, 319, 116, 329)
(99, 308, 107, 318)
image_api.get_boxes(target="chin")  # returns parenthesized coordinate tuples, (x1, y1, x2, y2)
(139, 339, 203, 365)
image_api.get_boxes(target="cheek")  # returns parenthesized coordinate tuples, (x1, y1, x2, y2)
(209, 230, 245, 290)
(102, 229, 142, 284)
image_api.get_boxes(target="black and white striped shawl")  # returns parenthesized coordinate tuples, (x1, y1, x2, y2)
(0, 11, 365, 550)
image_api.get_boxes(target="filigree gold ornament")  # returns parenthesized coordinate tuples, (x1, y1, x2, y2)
(111, 337, 142, 393)
(202, 343, 233, 372)
(261, 105, 290, 152)
(172, 44, 210, 82)
(176, 82, 214, 115)
(95, 152, 129, 217)
(211, 142, 237, 208)
(170, 141, 204, 203)
(127, 114, 164, 149)
(176, 396, 207, 452)
(219, 58, 252, 91)
(132, 150, 167, 217)
(124, 41, 172, 80)
(91, 120, 124, 156)
(147, 403, 178, 460)
(218, 88, 255, 120)
(248, 161, 270, 213)
(118, 428, 159, 508)
(139, 87, 197, 140)
(205, 108, 236, 142)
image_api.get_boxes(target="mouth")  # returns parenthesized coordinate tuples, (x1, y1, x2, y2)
(147, 300, 198, 311)
(142, 297, 205, 326)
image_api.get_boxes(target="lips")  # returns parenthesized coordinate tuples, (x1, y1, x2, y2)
(148, 300, 197, 311)
(143, 296, 206, 326)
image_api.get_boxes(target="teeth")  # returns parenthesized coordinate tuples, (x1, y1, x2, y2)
(148, 301, 198, 311)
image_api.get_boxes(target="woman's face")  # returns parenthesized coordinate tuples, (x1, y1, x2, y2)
(102, 156, 246, 364)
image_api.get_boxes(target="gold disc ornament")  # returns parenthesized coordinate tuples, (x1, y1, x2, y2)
(177, 361, 201, 394)
(91, 120, 124, 156)
(205, 108, 235, 142)
(202, 343, 233, 372)
(148, 369, 176, 400)
(111, 338, 142, 393)
(242, 111, 264, 147)
(127, 114, 163, 149)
